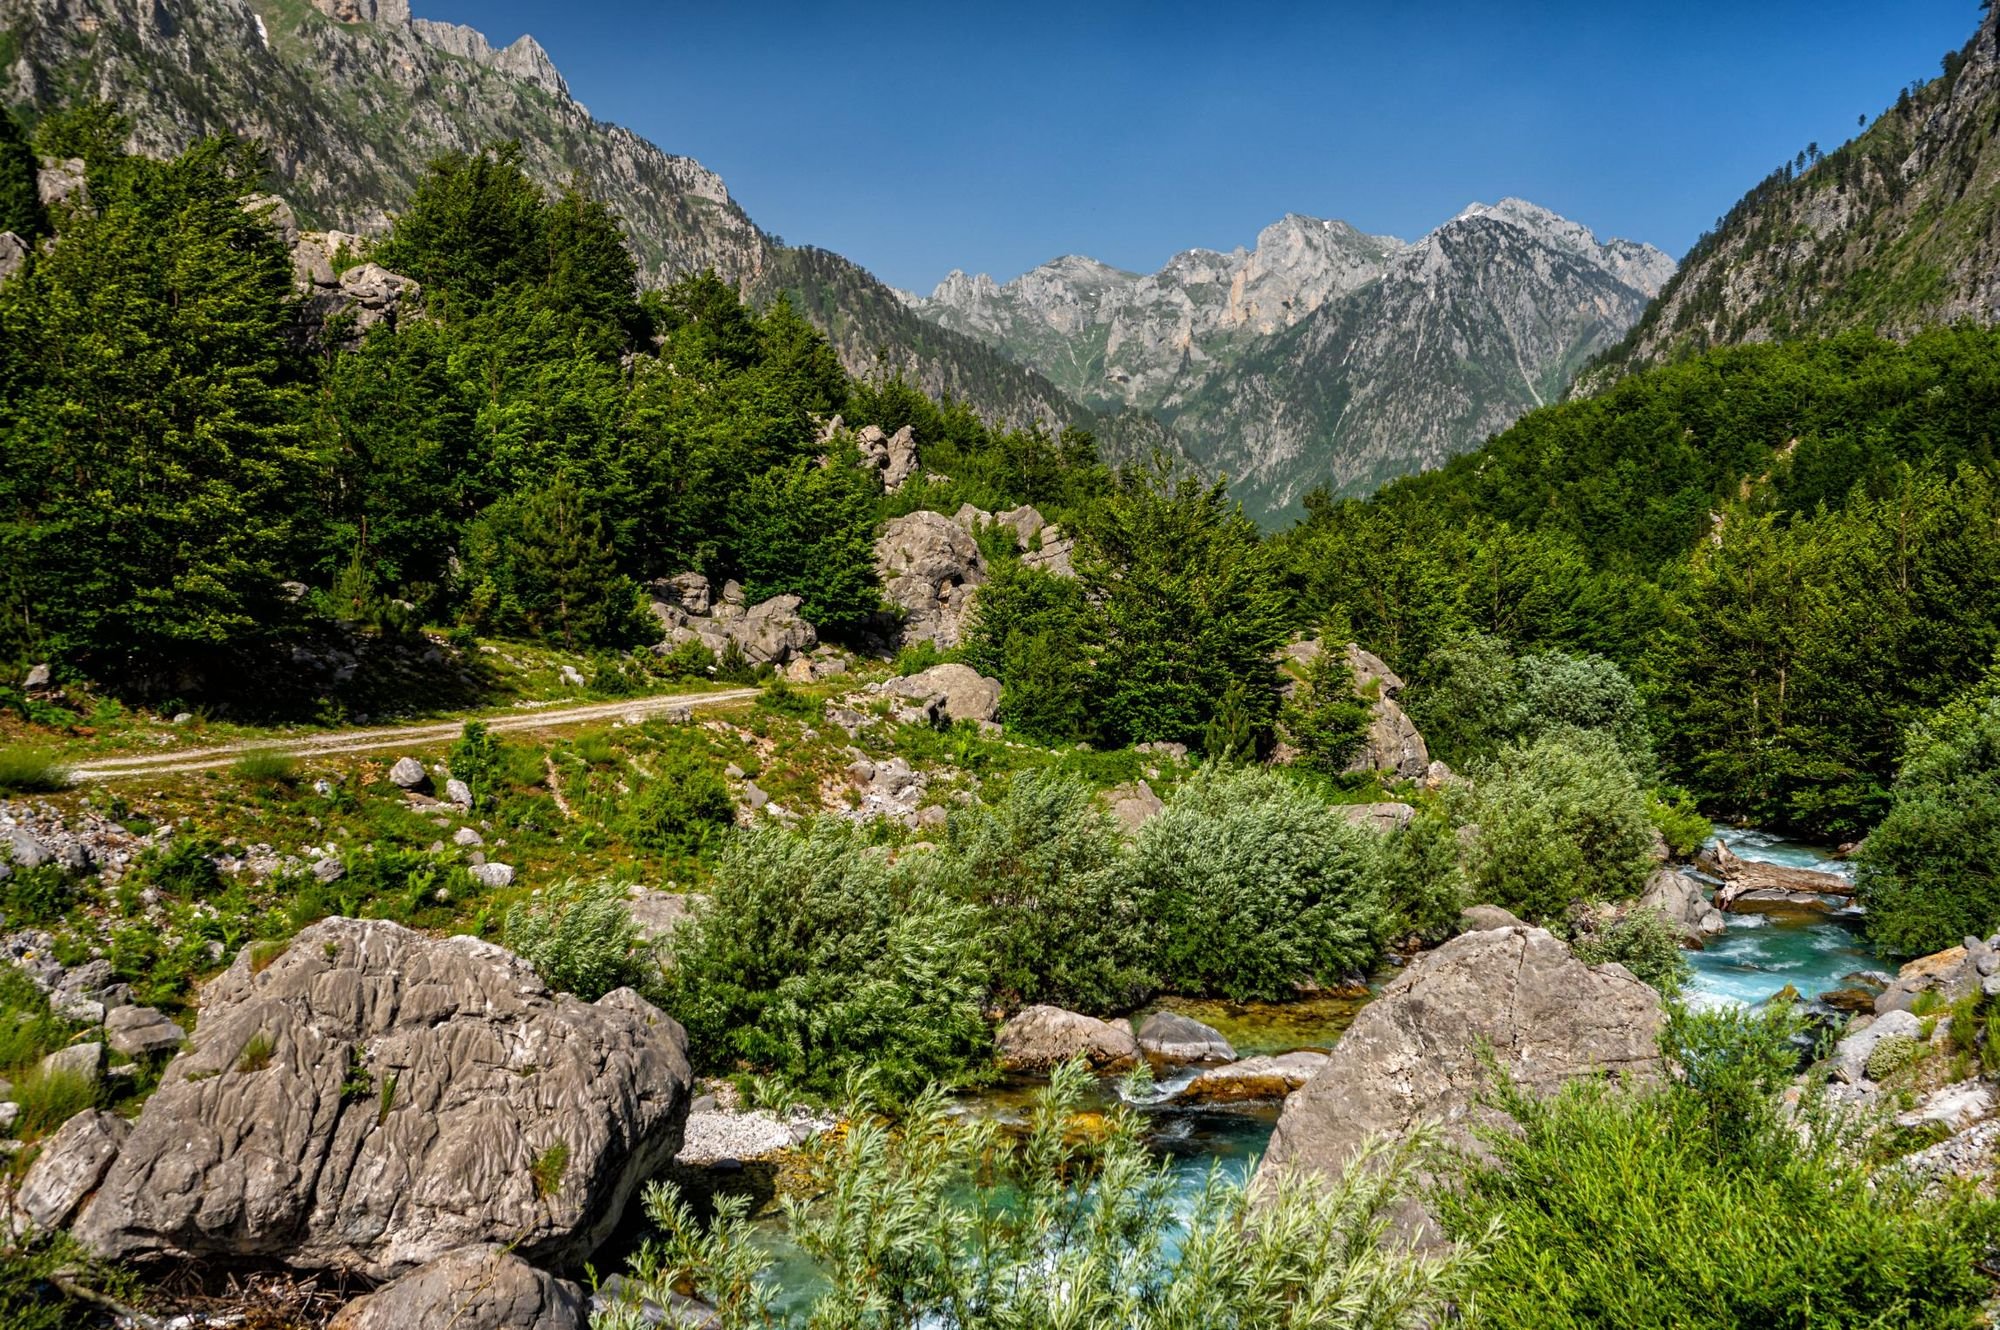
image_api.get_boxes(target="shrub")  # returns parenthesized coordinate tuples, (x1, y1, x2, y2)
(1464, 727, 1654, 922)
(1572, 909, 1690, 999)
(1378, 805, 1469, 942)
(663, 823, 990, 1098)
(1407, 633, 1652, 772)
(620, 757, 733, 857)
(0, 864, 73, 928)
(1857, 695, 2000, 956)
(654, 637, 715, 680)
(1645, 785, 1711, 860)
(127, 832, 223, 901)
(1441, 1006, 1999, 1330)
(0, 749, 71, 795)
(940, 771, 1146, 1013)
(1128, 767, 1385, 1001)
(447, 720, 503, 808)
(502, 878, 658, 1001)
(755, 676, 819, 721)
(1865, 1032, 1925, 1083)
(893, 639, 953, 676)
(597, 1062, 1471, 1330)
(0, 968, 68, 1071)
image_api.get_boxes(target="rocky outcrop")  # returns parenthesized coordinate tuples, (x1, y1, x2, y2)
(0, 231, 25, 286)
(648, 576, 817, 666)
(1135, 1011, 1235, 1063)
(995, 1005, 1139, 1073)
(882, 663, 1001, 725)
(1331, 802, 1416, 834)
(1873, 934, 1999, 1015)
(1103, 780, 1166, 834)
(1458, 904, 1527, 932)
(874, 511, 988, 648)
(328, 1245, 585, 1330)
(1257, 924, 1664, 1239)
(72, 918, 692, 1279)
(1636, 868, 1726, 946)
(852, 423, 919, 492)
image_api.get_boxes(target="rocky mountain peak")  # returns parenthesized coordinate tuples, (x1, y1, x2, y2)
(1444, 198, 1675, 295)
(308, 0, 409, 24)
(409, 21, 570, 101)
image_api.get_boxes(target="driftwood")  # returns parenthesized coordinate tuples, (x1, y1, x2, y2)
(1699, 839, 1853, 910)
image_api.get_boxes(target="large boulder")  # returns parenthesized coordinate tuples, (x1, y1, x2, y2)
(73, 918, 692, 1280)
(995, 1005, 1139, 1073)
(650, 590, 817, 666)
(855, 424, 919, 492)
(1103, 780, 1166, 834)
(1135, 1011, 1235, 1063)
(1180, 1052, 1328, 1105)
(875, 510, 987, 648)
(0, 231, 25, 286)
(1256, 924, 1664, 1241)
(1636, 868, 1726, 945)
(329, 1245, 584, 1330)
(884, 663, 1001, 725)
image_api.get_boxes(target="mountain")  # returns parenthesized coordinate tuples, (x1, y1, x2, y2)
(1586, 9, 2000, 384)
(914, 199, 1672, 519)
(0, 0, 1088, 432)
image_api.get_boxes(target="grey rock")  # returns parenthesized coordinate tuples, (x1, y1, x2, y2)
(328, 1244, 584, 1330)
(1833, 1008, 1925, 1084)
(1458, 904, 1527, 933)
(1256, 925, 1663, 1242)
(389, 757, 430, 790)
(0, 231, 25, 286)
(20, 663, 48, 692)
(884, 663, 1001, 725)
(36, 156, 86, 211)
(444, 779, 474, 809)
(40, 1041, 104, 1084)
(1636, 868, 1724, 946)
(624, 891, 692, 950)
(73, 918, 692, 1279)
(1104, 780, 1165, 834)
(469, 862, 515, 889)
(875, 511, 987, 649)
(1181, 1051, 1329, 1104)
(1135, 1011, 1235, 1063)
(1330, 802, 1416, 834)
(16, 1109, 130, 1230)
(995, 1005, 1139, 1073)
(0, 1103, 15, 1132)
(105, 1005, 186, 1060)
(313, 856, 347, 884)
(452, 826, 483, 847)
(741, 782, 769, 811)
(6, 826, 50, 870)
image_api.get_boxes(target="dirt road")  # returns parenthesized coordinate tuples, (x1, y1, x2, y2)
(67, 687, 762, 782)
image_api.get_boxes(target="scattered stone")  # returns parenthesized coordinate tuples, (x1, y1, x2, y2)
(389, 757, 430, 790)
(741, 781, 770, 811)
(6, 826, 50, 870)
(1135, 1011, 1235, 1063)
(328, 1244, 585, 1330)
(469, 862, 515, 889)
(73, 918, 693, 1279)
(624, 891, 692, 951)
(22, 663, 50, 692)
(995, 1005, 1139, 1073)
(15, 1109, 130, 1230)
(0, 231, 25, 286)
(590, 1274, 722, 1330)
(1832, 1008, 1924, 1084)
(560, 665, 586, 687)
(313, 856, 347, 884)
(1897, 1081, 1995, 1134)
(452, 827, 484, 847)
(444, 779, 474, 809)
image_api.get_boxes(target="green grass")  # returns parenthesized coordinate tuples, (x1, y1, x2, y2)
(231, 749, 299, 785)
(237, 1031, 275, 1073)
(0, 747, 72, 794)
(11, 1066, 98, 1141)
(530, 1140, 569, 1200)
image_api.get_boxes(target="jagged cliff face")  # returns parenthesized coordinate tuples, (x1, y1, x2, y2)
(0, 0, 1081, 429)
(1587, 10, 2000, 383)
(917, 198, 1670, 518)
(914, 215, 1404, 414)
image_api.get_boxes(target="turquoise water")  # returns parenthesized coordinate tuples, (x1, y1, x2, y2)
(1684, 826, 1888, 1009)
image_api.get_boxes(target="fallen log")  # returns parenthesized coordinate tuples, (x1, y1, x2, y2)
(1699, 839, 1854, 909)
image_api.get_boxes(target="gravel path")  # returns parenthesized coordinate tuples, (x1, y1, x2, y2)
(68, 688, 761, 782)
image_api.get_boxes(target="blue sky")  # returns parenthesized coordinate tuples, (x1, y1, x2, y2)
(420, 1, 1978, 292)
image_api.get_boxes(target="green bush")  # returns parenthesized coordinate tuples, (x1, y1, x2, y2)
(231, 748, 298, 786)
(0, 968, 69, 1072)
(0, 749, 72, 795)
(1128, 767, 1384, 1001)
(1865, 1032, 1926, 1083)
(1378, 805, 1469, 942)
(127, 832, 223, 901)
(1440, 1006, 2000, 1330)
(1406, 633, 1651, 772)
(503, 878, 658, 1001)
(1857, 695, 2000, 956)
(663, 823, 990, 1099)
(0, 864, 73, 928)
(597, 1062, 1470, 1330)
(447, 720, 503, 808)
(940, 771, 1146, 1014)
(621, 756, 733, 857)
(1572, 909, 1690, 999)
(1646, 786, 1711, 860)
(11, 1065, 97, 1140)
(1464, 728, 1655, 922)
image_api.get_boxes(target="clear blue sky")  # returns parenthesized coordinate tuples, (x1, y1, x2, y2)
(419, 1, 1979, 293)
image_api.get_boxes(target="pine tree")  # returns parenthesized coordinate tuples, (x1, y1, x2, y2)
(0, 108, 42, 240)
